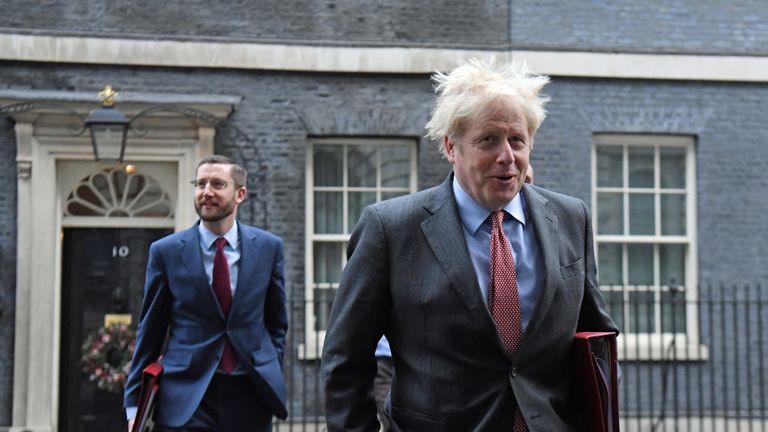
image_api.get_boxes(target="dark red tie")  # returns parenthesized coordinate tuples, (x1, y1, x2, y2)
(489, 211, 527, 431)
(213, 237, 238, 373)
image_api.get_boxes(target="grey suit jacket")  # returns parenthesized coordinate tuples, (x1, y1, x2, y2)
(321, 174, 618, 432)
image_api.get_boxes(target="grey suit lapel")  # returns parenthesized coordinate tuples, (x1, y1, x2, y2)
(420, 176, 502, 347)
(179, 224, 226, 319)
(519, 185, 561, 339)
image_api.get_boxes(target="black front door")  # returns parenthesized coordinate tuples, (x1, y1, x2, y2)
(60, 228, 171, 432)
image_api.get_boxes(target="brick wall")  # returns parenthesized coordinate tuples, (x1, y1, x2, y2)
(3, 0, 766, 55)
(0, 0, 509, 47)
(511, 0, 768, 55)
(537, 77, 768, 284)
(0, 58, 767, 423)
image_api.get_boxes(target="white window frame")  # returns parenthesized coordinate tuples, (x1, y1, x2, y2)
(592, 134, 706, 360)
(301, 137, 418, 359)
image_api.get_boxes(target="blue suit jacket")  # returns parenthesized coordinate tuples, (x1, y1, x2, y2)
(124, 222, 288, 426)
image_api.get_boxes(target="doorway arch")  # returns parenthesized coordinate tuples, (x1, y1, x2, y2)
(2, 89, 238, 431)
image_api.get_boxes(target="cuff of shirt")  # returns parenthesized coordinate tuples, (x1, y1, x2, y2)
(126, 406, 137, 421)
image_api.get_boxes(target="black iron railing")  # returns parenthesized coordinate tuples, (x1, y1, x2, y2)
(276, 284, 768, 431)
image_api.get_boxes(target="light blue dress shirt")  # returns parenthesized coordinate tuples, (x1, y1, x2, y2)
(198, 222, 241, 297)
(375, 336, 391, 358)
(452, 178, 544, 331)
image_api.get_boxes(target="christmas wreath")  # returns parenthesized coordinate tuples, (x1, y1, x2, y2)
(81, 323, 136, 394)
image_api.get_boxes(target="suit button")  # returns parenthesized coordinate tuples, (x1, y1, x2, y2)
(511, 367, 519, 378)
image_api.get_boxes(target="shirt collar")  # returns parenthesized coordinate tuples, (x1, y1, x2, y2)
(198, 221, 239, 250)
(452, 176, 528, 235)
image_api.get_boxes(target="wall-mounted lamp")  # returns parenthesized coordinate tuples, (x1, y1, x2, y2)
(83, 86, 130, 164)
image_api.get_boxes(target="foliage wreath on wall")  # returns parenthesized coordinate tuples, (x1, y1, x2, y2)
(81, 323, 136, 394)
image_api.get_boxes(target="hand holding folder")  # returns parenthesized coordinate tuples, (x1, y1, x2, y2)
(131, 360, 163, 432)
(574, 331, 619, 432)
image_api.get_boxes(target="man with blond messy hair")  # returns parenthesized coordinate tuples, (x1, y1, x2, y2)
(322, 59, 617, 431)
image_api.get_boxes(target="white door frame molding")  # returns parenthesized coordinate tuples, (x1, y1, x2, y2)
(3, 90, 238, 431)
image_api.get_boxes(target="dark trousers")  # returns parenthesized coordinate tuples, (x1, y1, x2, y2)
(158, 373, 272, 432)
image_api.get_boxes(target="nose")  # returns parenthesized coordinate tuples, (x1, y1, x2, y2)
(200, 181, 216, 194)
(496, 141, 515, 164)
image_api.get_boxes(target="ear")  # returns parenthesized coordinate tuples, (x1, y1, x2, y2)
(234, 185, 247, 204)
(443, 136, 457, 163)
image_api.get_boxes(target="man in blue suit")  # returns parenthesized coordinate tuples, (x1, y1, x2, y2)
(125, 155, 288, 431)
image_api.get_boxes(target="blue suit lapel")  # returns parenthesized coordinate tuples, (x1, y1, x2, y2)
(231, 223, 258, 315)
(420, 176, 504, 351)
(179, 225, 225, 319)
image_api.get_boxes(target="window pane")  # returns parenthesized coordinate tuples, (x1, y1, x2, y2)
(661, 194, 686, 235)
(381, 146, 410, 188)
(629, 193, 654, 235)
(111, 170, 128, 202)
(314, 145, 343, 186)
(310, 139, 417, 336)
(314, 191, 342, 234)
(382, 191, 408, 201)
(597, 192, 623, 235)
(313, 288, 336, 331)
(133, 184, 170, 217)
(348, 191, 377, 233)
(660, 147, 686, 188)
(629, 291, 655, 333)
(603, 291, 625, 332)
(313, 242, 343, 284)
(661, 289, 686, 333)
(92, 172, 111, 199)
(628, 146, 654, 188)
(628, 244, 654, 286)
(596, 145, 623, 187)
(660, 244, 686, 286)
(591, 137, 693, 337)
(598, 243, 623, 285)
(348, 145, 376, 187)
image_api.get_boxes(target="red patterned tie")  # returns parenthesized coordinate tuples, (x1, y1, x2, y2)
(213, 237, 238, 373)
(489, 211, 527, 431)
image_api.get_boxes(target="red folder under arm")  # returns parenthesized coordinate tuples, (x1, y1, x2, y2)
(574, 331, 619, 432)
(132, 360, 163, 432)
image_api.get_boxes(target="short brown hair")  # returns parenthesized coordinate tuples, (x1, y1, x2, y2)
(197, 155, 247, 186)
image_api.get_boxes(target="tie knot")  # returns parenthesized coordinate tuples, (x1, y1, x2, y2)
(215, 237, 228, 250)
(491, 211, 505, 228)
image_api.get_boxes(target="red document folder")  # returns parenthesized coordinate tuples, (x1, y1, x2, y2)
(132, 361, 163, 432)
(574, 331, 619, 432)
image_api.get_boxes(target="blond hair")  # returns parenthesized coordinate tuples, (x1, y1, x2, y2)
(425, 58, 550, 157)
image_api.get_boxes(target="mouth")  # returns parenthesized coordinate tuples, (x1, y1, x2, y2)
(491, 174, 517, 182)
